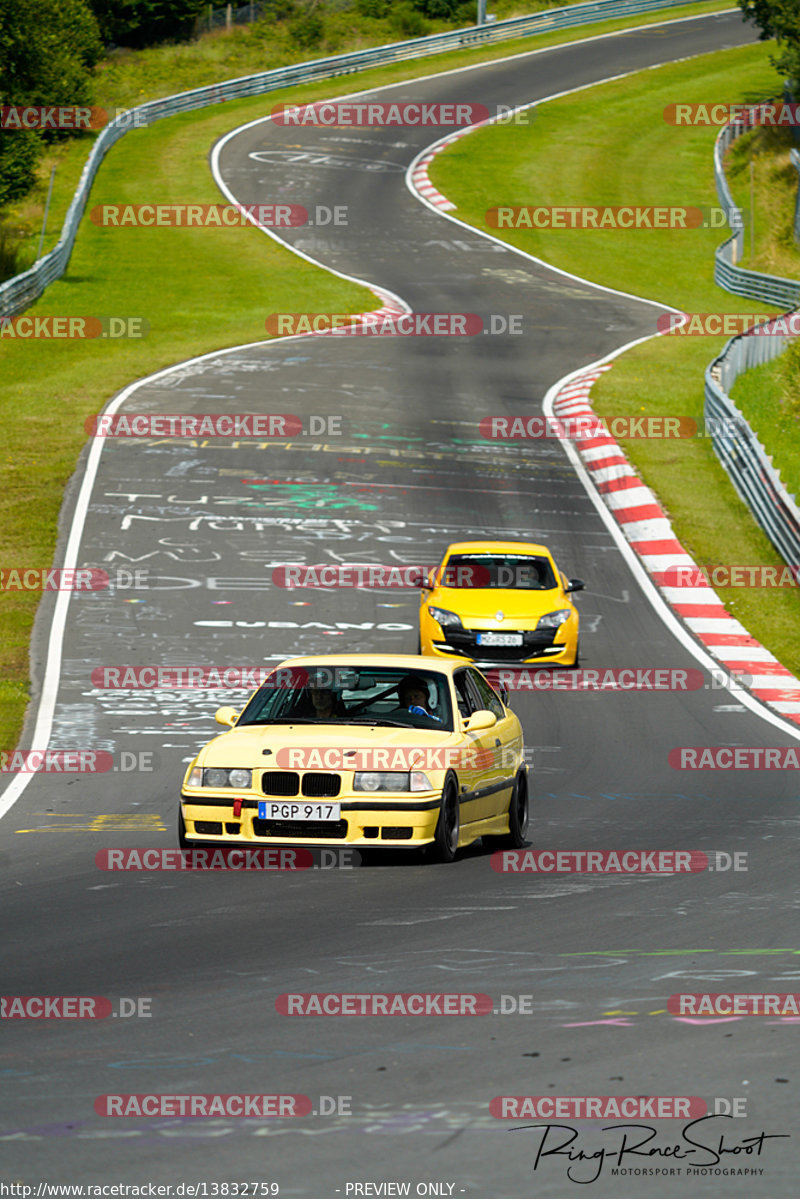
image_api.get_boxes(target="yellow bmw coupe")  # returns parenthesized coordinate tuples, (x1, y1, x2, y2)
(179, 654, 528, 862)
(418, 539, 584, 666)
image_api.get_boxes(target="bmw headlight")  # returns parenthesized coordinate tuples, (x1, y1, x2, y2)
(353, 771, 434, 793)
(189, 767, 252, 788)
(354, 772, 409, 792)
(536, 609, 572, 630)
(428, 606, 462, 629)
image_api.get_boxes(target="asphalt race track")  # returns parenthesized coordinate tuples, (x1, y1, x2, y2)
(3, 11, 799, 1195)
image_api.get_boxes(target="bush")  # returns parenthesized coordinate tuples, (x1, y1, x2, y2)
(288, 4, 325, 48)
(88, 0, 208, 48)
(355, 0, 391, 14)
(414, 0, 461, 15)
(0, 223, 26, 282)
(389, 2, 430, 37)
(259, 0, 300, 20)
(0, 136, 41, 208)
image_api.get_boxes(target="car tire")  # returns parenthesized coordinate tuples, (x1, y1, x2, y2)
(484, 770, 529, 851)
(433, 774, 460, 863)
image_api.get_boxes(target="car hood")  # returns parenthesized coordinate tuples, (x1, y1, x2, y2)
(199, 723, 462, 767)
(433, 588, 566, 623)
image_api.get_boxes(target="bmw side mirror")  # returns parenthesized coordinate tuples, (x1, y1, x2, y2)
(463, 709, 497, 733)
(215, 706, 239, 727)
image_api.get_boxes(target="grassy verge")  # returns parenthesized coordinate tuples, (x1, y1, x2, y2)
(723, 122, 800, 500)
(729, 342, 800, 499)
(726, 123, 800, 280)
(0, 0, 732, 754)
(430, 42, 800, 677)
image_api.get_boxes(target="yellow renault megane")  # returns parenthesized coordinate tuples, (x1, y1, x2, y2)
(418, 539, 584, 666)
(179, 654, 528, 863)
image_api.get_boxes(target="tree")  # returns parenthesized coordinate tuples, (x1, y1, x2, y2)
(0, 0, 102, 206)
(88, 0, 209, 48)
(0, 0, 102, 103)
(737, 0, 800, 91)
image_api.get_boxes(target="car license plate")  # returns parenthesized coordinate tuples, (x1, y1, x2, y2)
(477, 632, 523, 647)
(258, 801, 340, 821)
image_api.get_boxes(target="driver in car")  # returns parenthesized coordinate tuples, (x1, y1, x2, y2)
(396, 675, 442, 723)
(294, 674, 348, 720)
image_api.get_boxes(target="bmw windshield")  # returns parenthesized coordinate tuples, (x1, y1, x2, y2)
(237, 665, 455, 732)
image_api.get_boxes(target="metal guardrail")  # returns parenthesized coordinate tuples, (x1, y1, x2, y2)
(0, 0, 706, 317)
(706, 109, 800, 568)
(705, 318, 800, 567)
(713, 118, 800, 307)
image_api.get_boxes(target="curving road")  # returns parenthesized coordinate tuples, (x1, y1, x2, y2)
(3, 12, 799, 1195)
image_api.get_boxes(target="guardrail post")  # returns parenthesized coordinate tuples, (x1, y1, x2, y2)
(226, 3, 232, 30)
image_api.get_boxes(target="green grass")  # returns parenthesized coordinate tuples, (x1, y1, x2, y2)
(0, 0, 747, 754)
(726, 123, 800, 281)
(430, 42, 800, 677)
(729, 341, 800, 500)
(723, 121, 800, 502)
